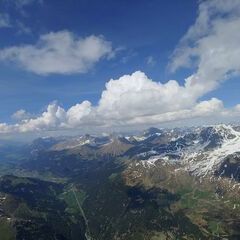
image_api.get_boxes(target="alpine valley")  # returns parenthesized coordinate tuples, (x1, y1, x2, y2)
(0, 124, 239, 240)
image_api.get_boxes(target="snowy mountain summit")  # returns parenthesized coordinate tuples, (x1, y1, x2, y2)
(182, 125, 240, 177)
(31, 124, 240, 181)
(132, 124, 240, 180)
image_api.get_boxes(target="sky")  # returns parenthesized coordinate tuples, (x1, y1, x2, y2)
(0, 0, 240, 137)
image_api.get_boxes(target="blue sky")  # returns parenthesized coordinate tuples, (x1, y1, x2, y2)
(0, 0, 240, 135)
(0, 0, 197, 120)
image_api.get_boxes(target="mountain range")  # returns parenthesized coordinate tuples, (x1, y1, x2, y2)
(0, 124, 239, 239)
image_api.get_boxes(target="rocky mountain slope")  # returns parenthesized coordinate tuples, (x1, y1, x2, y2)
(0, 124, 239, 239)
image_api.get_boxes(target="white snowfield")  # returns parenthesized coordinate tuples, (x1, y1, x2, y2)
(139, 125, 240, 177)
(183, 125, 240, 176)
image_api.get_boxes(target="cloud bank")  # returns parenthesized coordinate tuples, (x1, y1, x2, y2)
(1, 71, 240, 134)
(1, 0, 240, 134)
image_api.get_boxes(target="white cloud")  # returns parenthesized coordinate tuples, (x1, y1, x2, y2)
(234, 104, 240, 112)
(169, 0, 240, 98)
(1, 71, 240, 134)
(97, 71, 194, 121)
(0, 31, 114, 75)
(0, 123, 15, 133)
(1, 0, 240, 134)
(12, 109, 31, 120)
(18, 103, 66, 132)
(0, 13, 11, 28)
(65, 101, 92, 127)
(8, 101, 92, 133)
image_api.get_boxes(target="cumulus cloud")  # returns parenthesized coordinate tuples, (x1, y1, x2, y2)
(9, 102, 91, 133)
(65, 101, 92, 127)
(0, 123, 15, 134)
(0, 31, 114, 75)
(97, 71, 193, 121)
(11, 109, 32, 120)
(1, 0, 240, 134)
(1, 71, 240, 134)
(18, 103, 66, 132)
